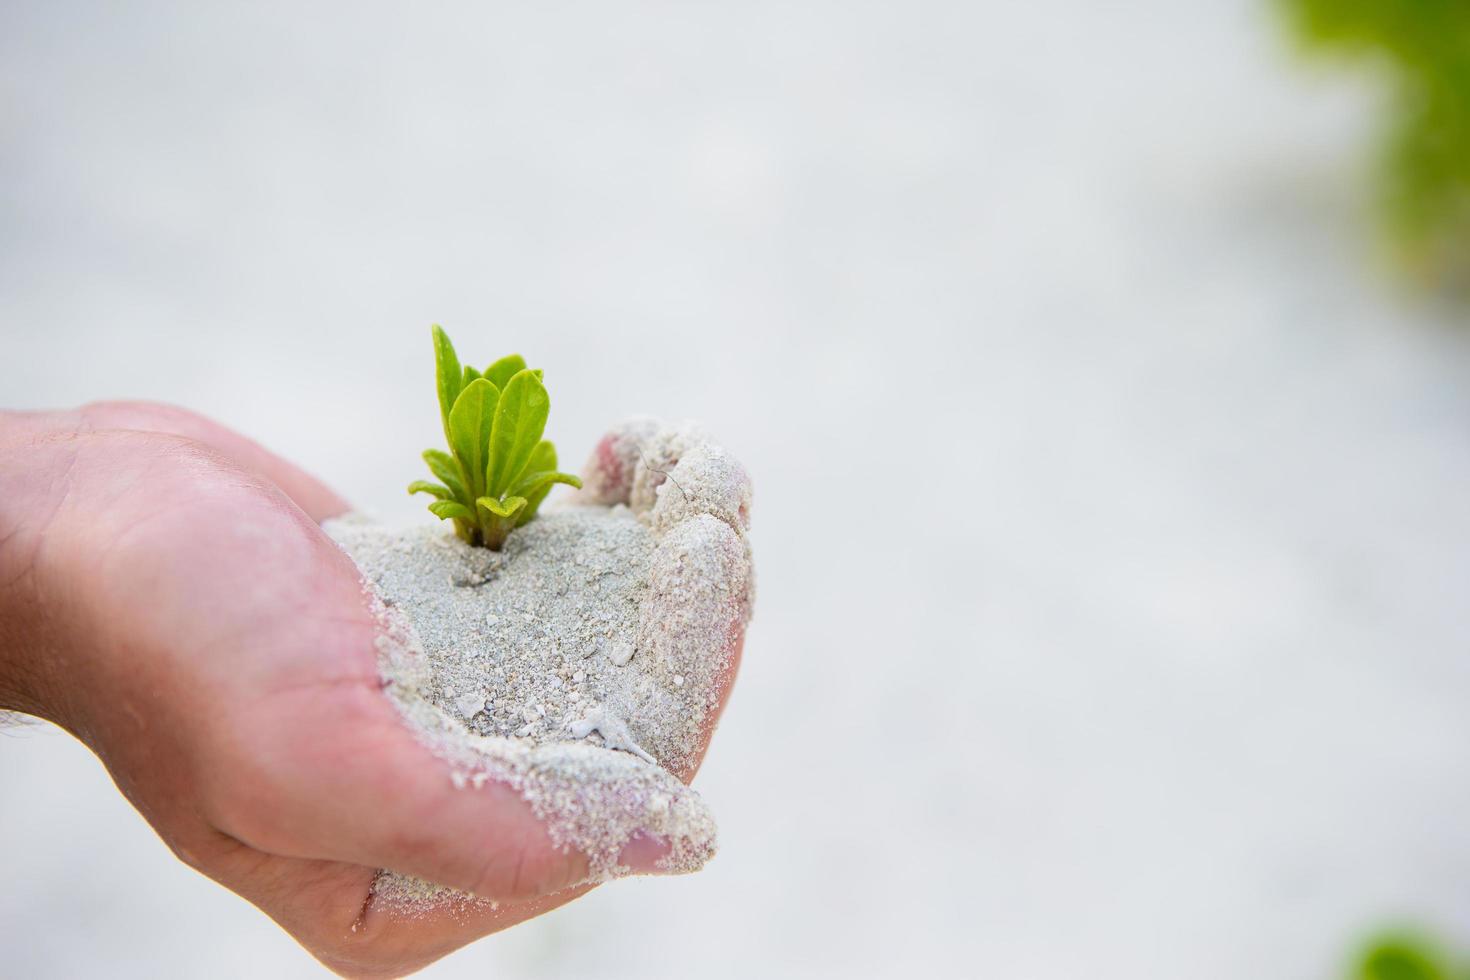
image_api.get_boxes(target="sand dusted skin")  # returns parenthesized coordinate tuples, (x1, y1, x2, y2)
(325, 419, 753, 911)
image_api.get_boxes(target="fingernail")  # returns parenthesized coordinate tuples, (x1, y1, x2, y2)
(617, 831, 673, 875)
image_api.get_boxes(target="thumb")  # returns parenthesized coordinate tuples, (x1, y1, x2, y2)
(216, 681, 717, 902)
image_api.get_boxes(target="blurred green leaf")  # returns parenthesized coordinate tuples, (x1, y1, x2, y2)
(1354, 933, 1455, 980)
(1278, 0, 1470, 282)
(427, 500, 474, 522)
(407, 480, 452, 500)
(422, 449, 468, 503)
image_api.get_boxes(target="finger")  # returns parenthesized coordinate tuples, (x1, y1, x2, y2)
(648, 440, 752, 534)
(78, 400, 349, 522)
(635, 516, 754, 780)
(674, 628, 745, 781)
(586, 421, 754, 781)
(576, 416, 665, 506)
(578, 417, 753, 528)
(213, 680, 691, 893)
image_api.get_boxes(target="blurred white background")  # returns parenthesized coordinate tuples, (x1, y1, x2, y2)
(4, 2, 1470, 977)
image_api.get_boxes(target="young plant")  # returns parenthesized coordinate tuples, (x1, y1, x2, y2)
(409, 325, 582, 549)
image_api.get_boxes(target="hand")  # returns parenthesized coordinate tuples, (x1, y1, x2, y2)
(0, 402, 748, 977)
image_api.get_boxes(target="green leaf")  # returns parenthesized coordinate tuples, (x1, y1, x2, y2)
(431, 325, 462, 445)
(422, 449, 468, 502)
(514, 470, 582, 526)
(485, 354, 527, 391)
(407, 480, 453, 499)
(523, 439, 555, 475)
(510, 469, 582, 498)
(462, 365, 481, 387)
(427, 500, 474, 521)
(486, 369, 549, 496)
(514, 440, 560, 521)
(476, 494, 527, 518)
(448, 378, 500, 501)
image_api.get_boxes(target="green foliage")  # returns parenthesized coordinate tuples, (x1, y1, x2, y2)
(1353, 932, 1466, 980)
(1278, 0, 1470, 282)
(409, 325, 582, 549)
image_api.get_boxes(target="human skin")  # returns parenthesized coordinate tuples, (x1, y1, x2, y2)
(0, 402, 744, 978)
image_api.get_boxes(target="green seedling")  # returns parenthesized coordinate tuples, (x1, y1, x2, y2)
(409, 325, 582, 549)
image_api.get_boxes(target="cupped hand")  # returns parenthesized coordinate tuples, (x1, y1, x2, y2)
(0, 402, 747, 978)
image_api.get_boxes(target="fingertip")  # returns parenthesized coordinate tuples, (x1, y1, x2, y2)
(579, 417, 663, 506)
(649, 442, 753, 534)
(616, 831, 673, 875)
